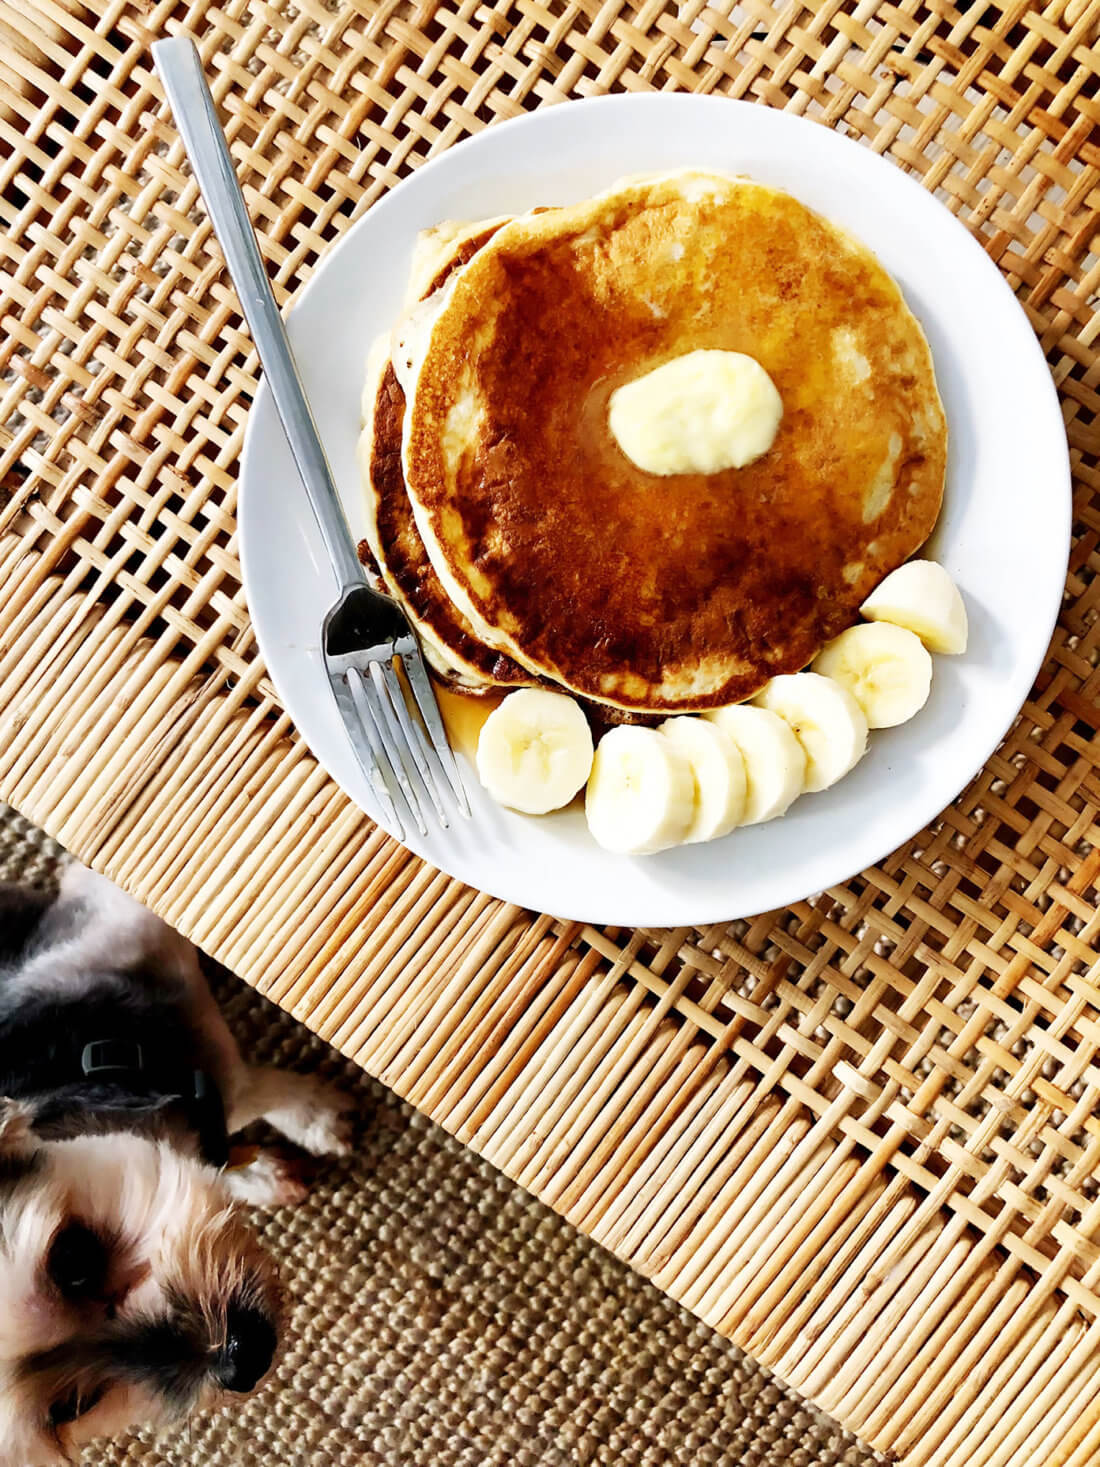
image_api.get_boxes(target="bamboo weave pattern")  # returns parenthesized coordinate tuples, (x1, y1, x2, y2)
(1, 2, 1099, 1463)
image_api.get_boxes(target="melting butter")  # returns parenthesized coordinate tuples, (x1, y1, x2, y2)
(608, 349, 782, 477)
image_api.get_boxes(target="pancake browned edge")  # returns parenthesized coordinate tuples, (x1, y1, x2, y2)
(357, 220, 533, 694)
(358, 221, 660, 731)
(402, 171, 948, 715)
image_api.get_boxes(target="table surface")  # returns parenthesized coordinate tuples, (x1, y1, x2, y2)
(2, 2, 1099, 1464)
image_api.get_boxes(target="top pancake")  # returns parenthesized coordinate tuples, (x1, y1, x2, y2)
(402, 171, 947, 713)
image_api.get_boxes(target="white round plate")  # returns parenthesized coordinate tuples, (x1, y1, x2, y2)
(239, 94, 1070, 927)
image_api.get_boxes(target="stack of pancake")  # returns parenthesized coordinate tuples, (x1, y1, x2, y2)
(357, 171, 946, 723)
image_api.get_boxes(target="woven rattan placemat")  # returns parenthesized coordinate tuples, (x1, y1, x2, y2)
(2, 2, 1099, 1464)
(0, 807, 876, 1467)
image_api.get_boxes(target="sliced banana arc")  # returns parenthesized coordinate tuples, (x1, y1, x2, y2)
(814, 622, 932, 729)
(754, 672, 868, 792)
(585, 725, 695, 854)
(702, 704, 806, 824)
(476, 689, 594, 814)
(479, 558, 961, 845)
(860, 559, 968, 655)
(659, 716, 747, 842)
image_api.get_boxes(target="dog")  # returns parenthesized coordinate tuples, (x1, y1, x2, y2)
(0, 863, 352, 1465)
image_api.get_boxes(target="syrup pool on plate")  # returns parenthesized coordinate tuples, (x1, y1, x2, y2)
(433, 682, 503, 760)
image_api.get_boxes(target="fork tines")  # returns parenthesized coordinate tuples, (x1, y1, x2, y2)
(326, 641, 470, 842)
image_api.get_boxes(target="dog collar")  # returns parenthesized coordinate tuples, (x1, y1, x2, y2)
(80, 1039, 229, 1166)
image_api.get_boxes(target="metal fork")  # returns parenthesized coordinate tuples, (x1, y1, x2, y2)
(153, 35, 469, 840)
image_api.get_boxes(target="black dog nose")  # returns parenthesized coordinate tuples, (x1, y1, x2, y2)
(215, 1305, 277, 1393)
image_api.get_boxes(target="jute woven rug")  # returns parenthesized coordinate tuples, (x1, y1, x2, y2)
(0, 806, 875, 1467)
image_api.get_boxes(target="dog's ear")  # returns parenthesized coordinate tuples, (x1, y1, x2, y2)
(0, 882, 53, 967)
(0, 1099, 36, 1157)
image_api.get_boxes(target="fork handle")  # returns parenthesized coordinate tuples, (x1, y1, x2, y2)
(154, 35, 365, 591)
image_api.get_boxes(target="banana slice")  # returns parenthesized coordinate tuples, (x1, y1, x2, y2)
(585, 725, 695, 854)
(814, 623, 933, 729)
(702, 705, 806, 824)
(860, 559, 968, 654)
(476, 689, 593, 814)
(659, 716, 747, 843)
(754, 673, 868, 792)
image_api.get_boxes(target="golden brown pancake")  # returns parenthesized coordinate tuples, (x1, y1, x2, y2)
(357, 219, 533, 693)
(402, 172, 947, 713)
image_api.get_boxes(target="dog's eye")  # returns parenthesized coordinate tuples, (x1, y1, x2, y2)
(47, 1222, 109, 1299)
(48, 1382, 105, 1426)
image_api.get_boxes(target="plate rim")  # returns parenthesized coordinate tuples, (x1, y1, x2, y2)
(239, 92, 1072, 925)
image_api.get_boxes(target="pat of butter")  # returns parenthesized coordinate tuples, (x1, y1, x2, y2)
(608, 349, 782, 476)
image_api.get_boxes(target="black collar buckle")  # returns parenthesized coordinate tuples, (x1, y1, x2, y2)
(81, 1040, 145, 1076)
(76, 1040, 226, 1166)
